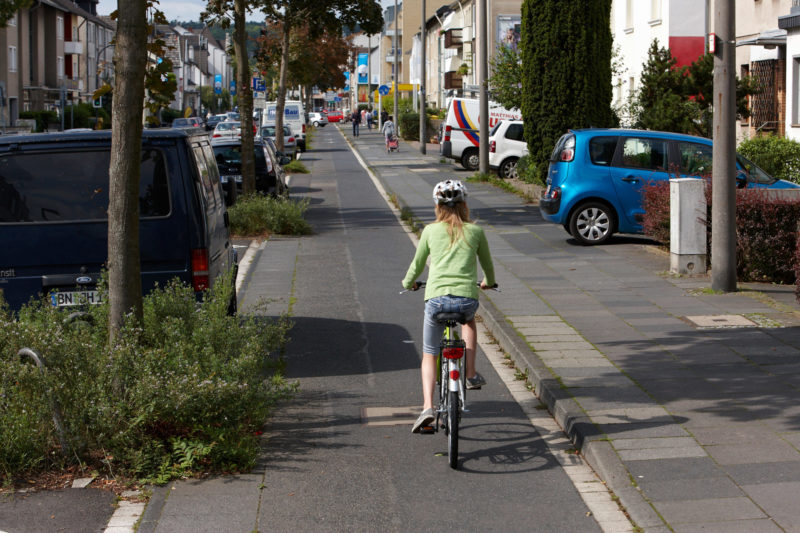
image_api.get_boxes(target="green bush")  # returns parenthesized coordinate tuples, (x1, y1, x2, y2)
(228, 194, 312, 236)
(737, 135, 800, 184)
(0, 274, 294, 481)
(516, 155, 544, 185)
(159, 107, 184, 126)
(63, 103, 111, 130)
(398, 112, 434, 142)
(19, 110, 59, 132)
(282, 160, 309, 174)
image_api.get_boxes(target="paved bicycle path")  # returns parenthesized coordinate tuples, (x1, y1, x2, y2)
(341, 125, 800, 532)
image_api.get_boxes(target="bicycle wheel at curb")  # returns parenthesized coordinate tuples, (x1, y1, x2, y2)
(447, 390, 459, 469)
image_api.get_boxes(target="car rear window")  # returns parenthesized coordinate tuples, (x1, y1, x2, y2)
(212, 145, 267, 174)
(0, 148, 170, 223)
(505, 123, 524, 142)
(589, 136, 618, 166)
(550, 133, 574, 162)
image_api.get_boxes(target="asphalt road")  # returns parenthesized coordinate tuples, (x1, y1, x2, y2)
(253, 125, 603, 532)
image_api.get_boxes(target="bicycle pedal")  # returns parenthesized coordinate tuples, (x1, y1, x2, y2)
(419, 426, 435, 434)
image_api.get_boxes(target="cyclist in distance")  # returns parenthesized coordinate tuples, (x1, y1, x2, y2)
(403, 180, 497, 433)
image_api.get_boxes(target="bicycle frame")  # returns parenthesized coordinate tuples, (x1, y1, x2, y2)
(436, 324, 467, 420)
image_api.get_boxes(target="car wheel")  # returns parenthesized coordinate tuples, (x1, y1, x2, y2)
(499, 157, 519, 179)
(313, 121, 320, 127)
(568, 202, 616, 245)
(461, 148, 479, 171)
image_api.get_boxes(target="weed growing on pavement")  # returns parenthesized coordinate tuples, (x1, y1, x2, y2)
(283, 160, 309, 174)
(229, 194, 312, 237)
(0, 275, 295, 483)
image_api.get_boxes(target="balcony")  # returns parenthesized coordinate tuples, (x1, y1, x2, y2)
(64, 78, 83, 91)
(444, 71, 462, 90)
(444, 28, 463, 49)
(443, 55, 462, 73)
(64, 40, 83, 55)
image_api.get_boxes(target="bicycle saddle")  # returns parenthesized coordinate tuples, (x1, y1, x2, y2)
(434, 312, 469, 324)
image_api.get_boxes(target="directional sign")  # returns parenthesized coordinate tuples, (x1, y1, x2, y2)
(214, 74, 222, 95)
(378, 84, 390, 96)
(229, 80, 236, 95)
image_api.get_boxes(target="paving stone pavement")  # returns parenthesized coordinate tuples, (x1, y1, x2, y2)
(339, 125, 800, 532)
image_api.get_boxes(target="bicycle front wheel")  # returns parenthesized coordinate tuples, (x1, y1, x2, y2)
(447, 390, 459, 469)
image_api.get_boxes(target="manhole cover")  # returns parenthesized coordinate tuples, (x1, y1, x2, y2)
(684, 314, 756, 328)
(361, 406, 420, 426)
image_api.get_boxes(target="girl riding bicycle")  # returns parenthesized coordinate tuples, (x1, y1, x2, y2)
(402, 180, 496, 433)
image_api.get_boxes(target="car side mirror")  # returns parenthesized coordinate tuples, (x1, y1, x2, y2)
(736, 170, 747, 189)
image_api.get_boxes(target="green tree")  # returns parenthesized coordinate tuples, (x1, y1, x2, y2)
(0, 1, 31, 27)
(489, 45, 522, 110)
(633, 42, 759, 137)
(520, 0, 615, 181)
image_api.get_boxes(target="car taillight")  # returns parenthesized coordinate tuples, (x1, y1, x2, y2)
(450, 370, 460, 381)
(191, 248, 209, 291)
(443, 347, 464, 359)
(302, 124, 306, 133)
(288, 137, 295, 142)
(490, 140, 496, 153)
(547, 186, 562, 201)
(444, 125, 451, 142)
(561, 149, 574, 162)
(213, 133, 221, 138)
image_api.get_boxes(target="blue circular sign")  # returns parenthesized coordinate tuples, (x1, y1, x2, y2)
(378, 85, 390, 96)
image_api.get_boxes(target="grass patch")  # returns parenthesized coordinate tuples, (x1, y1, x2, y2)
(283, 160, 309, 174)
(0, 275, 295, 484)
(229, 194, 312, 237)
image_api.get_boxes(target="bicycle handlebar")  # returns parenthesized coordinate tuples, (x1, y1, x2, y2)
(399, 281, 500, 294)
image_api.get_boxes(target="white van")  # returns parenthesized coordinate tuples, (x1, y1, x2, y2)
(263, 100, 306, 152)
(440, 97, 522, 170)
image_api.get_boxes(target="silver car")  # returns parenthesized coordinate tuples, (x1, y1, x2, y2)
(212, 121, 241, 140)
(259, 124, 297, 160)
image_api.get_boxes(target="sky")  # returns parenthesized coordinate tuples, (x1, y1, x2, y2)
(96, 1, 218, 23)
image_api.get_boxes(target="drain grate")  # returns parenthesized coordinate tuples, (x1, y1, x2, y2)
(361, 406, 420, 427)
(684, 314, 756, 328)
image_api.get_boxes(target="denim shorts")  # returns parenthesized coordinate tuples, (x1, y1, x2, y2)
(422, 295, 479, 355)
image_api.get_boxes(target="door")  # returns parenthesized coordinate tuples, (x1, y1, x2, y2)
(609, 136, 671, 229)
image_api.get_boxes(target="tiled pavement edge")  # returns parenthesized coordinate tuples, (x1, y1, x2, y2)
(339, 124, 800, 532)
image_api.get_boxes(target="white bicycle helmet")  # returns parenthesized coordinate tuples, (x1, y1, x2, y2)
(432, 180, 468, 206)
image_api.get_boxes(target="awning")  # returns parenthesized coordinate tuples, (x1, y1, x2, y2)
(737, 28, 787, 48)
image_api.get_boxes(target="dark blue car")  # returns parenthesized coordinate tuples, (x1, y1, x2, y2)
(540, 129, 800, 245)
(0, 129, 236, 312)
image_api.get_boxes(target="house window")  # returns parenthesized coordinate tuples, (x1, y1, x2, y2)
(88, 23, 95, 43)
(8, 13, 16, 27)
(625, 0, 633, 30)
(57, 56, 64, 79)
(57, 17, 64, 40)
(650, 0, 661, 21)
(8, 46, 17, 73)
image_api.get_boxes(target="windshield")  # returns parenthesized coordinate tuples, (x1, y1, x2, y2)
(736, 154, 777, 186)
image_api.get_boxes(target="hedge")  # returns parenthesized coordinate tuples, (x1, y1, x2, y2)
(738, 135, 800, 185)
(641, 180, 800, 285)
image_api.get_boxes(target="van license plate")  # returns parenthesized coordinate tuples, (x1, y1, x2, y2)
(50, 290, 103, 307)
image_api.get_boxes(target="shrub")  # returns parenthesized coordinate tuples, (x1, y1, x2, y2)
(0, 275, 294, 481)
(63, 103, 111, 130)
(516, 155, 544, 185)
(738, 135, 800, 185)
(228, 194, 312, 236)
(282, 160, 309, 174)
(641, 181, 800, 283)
(796, 233, 800, 303)
(19, 110, 59, 132)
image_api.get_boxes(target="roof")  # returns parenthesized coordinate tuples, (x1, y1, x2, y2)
(0, 129, 197, 147)
(737, 28, 787, 47)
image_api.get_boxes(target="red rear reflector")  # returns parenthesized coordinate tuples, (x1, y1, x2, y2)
(191, 248, 210, 291)
(561, 149, 574, 162)
(302, 124, 306, 133)
(490, 140, 496, 153)
(443, 347, 464, 359)
(450, 370, 460, 381)
(444, 125, 452, 142)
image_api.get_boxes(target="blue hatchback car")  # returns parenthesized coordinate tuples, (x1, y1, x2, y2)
(539, 128, 800, 245)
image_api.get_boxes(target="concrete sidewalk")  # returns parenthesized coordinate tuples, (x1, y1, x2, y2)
(339, 124, 800, 532)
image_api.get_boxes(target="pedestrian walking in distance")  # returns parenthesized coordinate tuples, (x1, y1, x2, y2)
(352, 110, 361, 137)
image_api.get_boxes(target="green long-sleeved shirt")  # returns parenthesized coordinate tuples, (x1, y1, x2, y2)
(402, 221, 496, 300)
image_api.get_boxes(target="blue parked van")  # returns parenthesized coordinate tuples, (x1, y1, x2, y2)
(539, 128, 800, 245)
(0, 129, 237, 312)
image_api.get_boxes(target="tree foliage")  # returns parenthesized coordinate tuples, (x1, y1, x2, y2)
(520, 0, 615, 181)
(489, 45, 522, 110)
(0, 0, 31, 28)
(632, 41, 760, 138)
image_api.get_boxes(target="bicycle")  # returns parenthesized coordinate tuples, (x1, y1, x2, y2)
(402, 281, 498, 469)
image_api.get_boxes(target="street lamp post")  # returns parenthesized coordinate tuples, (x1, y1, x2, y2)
(393, 0, 399, 128)
(419, 0, 426, 154)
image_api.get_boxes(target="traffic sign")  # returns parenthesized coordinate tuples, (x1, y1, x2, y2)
(214, 74, 222, 95)
(229, 80, 236, 95)
(378, 85, 390, 96)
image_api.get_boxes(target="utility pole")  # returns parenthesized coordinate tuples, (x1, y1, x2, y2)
(393, 0, 399, 129)
(419, 0, 426, 154)
(477, 0, 488, 173)
(711, 0, 736, 292)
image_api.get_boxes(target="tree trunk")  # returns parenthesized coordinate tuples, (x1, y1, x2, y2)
(108, 0, 147, 343)
(275, 17, 291, 152)
(234, 0, 255, 194)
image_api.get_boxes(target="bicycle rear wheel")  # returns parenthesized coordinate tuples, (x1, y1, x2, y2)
(447, 390, 459, 469)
